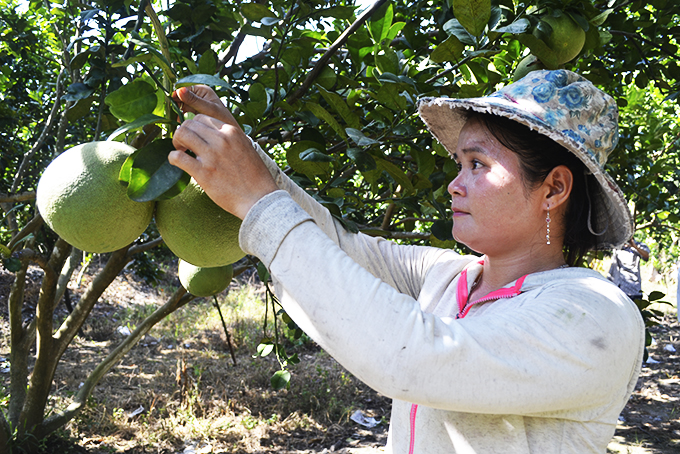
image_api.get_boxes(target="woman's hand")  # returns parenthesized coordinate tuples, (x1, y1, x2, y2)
(169, 85, 278, 220)
(172, 85, 237, 126)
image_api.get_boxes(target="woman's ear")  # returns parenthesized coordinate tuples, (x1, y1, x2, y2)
(543, 165, 573, 210)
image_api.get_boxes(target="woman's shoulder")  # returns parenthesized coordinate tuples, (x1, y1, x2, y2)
(525, 266, 615, 292)
(521, 266, 641, 321)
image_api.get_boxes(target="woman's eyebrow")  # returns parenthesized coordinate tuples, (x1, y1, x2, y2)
(453, 145, 488, 160)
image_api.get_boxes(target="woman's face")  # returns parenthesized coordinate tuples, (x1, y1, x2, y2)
(447, 118, 547, 256)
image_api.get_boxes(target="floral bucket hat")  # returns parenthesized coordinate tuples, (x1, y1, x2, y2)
(417, 69, 633, 249)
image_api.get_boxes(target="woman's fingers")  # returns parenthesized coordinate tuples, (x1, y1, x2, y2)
(170, 115, 278, 219)
(173, 86, 238, 127)
(168, 148, 198, 175)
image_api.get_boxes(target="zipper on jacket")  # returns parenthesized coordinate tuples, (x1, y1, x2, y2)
(408, 263, 527, 453)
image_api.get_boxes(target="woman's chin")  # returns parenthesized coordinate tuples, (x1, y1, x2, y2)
(452, 232, 482, 254)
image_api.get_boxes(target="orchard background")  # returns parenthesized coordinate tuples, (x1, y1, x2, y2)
(1, 0, 679, 451)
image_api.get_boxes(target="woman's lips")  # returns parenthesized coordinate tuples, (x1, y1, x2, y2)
(451, 208, 470, 217)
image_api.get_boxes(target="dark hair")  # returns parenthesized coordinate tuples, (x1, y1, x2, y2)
(464, 111, 602, 266)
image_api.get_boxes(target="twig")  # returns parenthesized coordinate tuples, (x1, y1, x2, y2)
(287, 0, 390, 104)
(7, 214, 44, 250)
(128, 236, 164, 256)
(0, 192, 36, 204)
(213, 296, 237, 366)
(11, 70, 65, 193)
(216, 30, 246, 73)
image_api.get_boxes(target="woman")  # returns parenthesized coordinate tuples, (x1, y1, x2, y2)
(168, 70, 644, 453)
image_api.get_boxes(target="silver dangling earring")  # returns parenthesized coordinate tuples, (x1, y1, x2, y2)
(546, 206, 551, 245)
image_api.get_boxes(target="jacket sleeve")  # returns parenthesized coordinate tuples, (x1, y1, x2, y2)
(249, 139, 453, 297)
(239, 192, 645, 417)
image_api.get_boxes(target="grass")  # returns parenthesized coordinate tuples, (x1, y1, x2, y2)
(35, 269, 389, 453)
(4, 253, 676, 453)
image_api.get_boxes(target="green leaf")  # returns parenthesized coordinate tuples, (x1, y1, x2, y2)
(495, 18, 530, 34)
(257, 341, 274, 357)
(346, 128, 378, 146)
(318, 87, 361, 129)
(70, 45, 101, 71)
(2, 258, 22, 273)
(261, 17, 281, 26)
(198, 49, 217, 75)
(431, 219, 454, 241)
(122, 139, 191, 202)
(376, 84, 407, 111)
(451, 0, 491, 37)
(648, 290, 666, 301)
(430, 35, 465, 63)
(63, 82, 95, 102)
(375, 46, 400, 74)
(175, 75, 236, 94)
(241, 3, 277, 22)
(0, 244, 11, 258)
(300, 148, 334, 162)
(111, 52, 154, 68)
(443, 18, 476, 45)
(386, 22, 406, 42)
(516, 33, 561, 69)
(413, 148, 436, 178)
(105, 79, 158, 123)
(305, 102, 347, 139)
(256, 262, 270, 282)
(377, 158, 414, 195)
(347, 147, 377, 171)
(316, 66, 338, 90)
(244, 83, 269, 119)
(321, 6, 355, 20)
(66, 96, 95, 121)
(107, 114, 177, 141)
(369, 3, 393, 43)
(286, 141, 332, 176)
(129, 36, 174, 81)
(590, 9, 613, 26)
(271, 370, 291, 390)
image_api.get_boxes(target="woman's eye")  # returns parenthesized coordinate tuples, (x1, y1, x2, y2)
(471, 160, 483, 169)
(455, 162, 462, 171)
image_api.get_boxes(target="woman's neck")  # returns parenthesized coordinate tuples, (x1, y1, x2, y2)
(469, 247, 567, 302)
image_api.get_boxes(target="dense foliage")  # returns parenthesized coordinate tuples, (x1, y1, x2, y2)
(2, 0, 680, 252)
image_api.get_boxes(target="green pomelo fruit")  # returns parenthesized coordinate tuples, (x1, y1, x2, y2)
(155, 179, 245, 267)
(513, 54, 548, 82)
(534, 14, 586, 65)
(36, 141, 154, 253)
(178, 259, 233, 297)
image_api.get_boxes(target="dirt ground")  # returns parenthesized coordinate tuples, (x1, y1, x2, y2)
(0, 262, 679, 454)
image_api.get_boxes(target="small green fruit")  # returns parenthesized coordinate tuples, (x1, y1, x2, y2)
(178, 260, 233, 297)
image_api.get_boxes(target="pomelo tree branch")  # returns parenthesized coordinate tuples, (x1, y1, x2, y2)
(52, 247, 130, 359)
(0, 192, 35, 204)
(13, 239, 69, 433)
(8, 215, 44, 252)
(7, 260, 32, 426)
(38, 288, 196, 437)
(287, 0, 390, 105)
(128, 237, 164, 256)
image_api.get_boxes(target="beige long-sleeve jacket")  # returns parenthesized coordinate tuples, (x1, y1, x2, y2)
(238, 141, 645, 454)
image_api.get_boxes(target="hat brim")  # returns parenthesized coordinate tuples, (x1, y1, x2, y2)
(417, 96, 633, 250)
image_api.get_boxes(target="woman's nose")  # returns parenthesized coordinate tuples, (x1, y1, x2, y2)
(448, 174, 465, 197)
